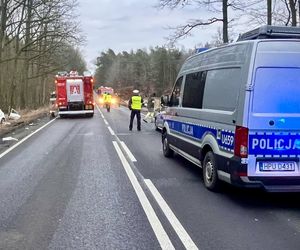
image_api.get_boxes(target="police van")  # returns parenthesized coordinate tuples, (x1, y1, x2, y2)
(162, 25, 300, 192)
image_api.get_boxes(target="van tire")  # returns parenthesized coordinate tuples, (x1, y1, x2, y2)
(162, 132, 173, 158)
(203, 151, 220, 191)
(1, 118, 4, 124)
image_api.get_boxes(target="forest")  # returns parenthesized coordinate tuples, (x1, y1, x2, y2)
(0, 0, 85, 112)
(94, 47, 191, 96)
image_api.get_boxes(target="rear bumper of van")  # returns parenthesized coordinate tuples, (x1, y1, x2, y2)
(216, 155, 300, 192)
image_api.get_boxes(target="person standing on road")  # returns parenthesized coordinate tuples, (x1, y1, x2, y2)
(143, 93, 156, 123)
(128, 89, 143, 131)
(104, 93, 112, 112)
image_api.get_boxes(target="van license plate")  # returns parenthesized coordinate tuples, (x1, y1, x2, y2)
(260, 162, 296, 172)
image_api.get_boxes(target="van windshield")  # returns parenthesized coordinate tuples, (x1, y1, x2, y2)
(253, 67, 300, 114)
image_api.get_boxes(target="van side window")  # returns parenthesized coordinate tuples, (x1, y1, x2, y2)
(202, 68, 241, 111)
(169, 76, 183, 106)
(182, 71, 206, 108)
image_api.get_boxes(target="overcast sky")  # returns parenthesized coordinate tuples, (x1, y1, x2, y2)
(77, 0, 220, 71)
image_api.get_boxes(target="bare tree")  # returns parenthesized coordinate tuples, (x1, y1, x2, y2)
(0, 0, 85, 111)
(158, 0, 256, 45)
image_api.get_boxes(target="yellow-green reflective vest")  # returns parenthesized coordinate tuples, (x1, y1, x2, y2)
(105, 94, 112, 102)
(131, 96, 142, 110)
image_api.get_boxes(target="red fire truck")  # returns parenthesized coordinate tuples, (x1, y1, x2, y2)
(55, 71, 94, 117)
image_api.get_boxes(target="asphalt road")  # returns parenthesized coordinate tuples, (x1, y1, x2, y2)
(0, 105, 300, 250)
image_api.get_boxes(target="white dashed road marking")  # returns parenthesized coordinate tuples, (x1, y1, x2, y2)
(112, 141, 175, 250)
(120, 141, 137, 162)
(145, 179, 199, 250)
(107, 126, 115, 136)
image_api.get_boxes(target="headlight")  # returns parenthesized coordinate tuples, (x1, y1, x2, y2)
(99, 98, 104, 104)
(111, 98, 116, 104)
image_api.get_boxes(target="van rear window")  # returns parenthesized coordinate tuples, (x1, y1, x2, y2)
(253, 67, 300, 113)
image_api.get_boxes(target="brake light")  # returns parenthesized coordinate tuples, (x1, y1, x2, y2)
(234, 126, 248, 158)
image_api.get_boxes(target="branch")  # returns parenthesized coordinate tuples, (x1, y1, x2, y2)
(156, 0, 191, 9)
(166, 17, 223, 46)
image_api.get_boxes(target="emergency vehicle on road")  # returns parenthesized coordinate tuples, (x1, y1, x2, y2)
(162, 25, 300, 192)
(55, 71, 94, 117)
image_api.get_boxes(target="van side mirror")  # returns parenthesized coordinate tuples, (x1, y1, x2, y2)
(161, 95, 170, 106)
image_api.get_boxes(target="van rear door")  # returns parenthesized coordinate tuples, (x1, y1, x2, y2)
(247, 41, 300, 177)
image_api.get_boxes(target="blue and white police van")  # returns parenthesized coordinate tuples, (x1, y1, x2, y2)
(162, 25, 300, 192)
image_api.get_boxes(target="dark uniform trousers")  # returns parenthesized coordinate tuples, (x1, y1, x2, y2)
(129, 109, 141, 131)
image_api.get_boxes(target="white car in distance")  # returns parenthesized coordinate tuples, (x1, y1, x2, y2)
(0, 109, 5, 124)
(9, 109, 21, 120)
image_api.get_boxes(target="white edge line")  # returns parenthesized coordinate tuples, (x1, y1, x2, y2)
(96, 105, 101, 113)
(96, 105, 103, 115)
(0, 118, 57, 159)
(107, 126, 115, 136)
(145, 179, 199, 250)
(112, 141, 174, 250)
(96, 104, 105, 119)
(104, 119, 108, 125)
(120, 141, 137, 162)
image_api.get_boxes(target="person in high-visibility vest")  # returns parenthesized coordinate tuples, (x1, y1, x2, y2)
(104, 92, 112, 112)
(128, 89, 143, 131)
(102, 92, 107, 107)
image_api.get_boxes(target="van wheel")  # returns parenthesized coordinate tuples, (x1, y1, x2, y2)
(162, 132, 173, 158)
(1, 118, 4, 124)
(203, 151, 220, 191)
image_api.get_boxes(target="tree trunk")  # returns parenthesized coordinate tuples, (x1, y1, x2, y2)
(298, 0, 300, 26)
(289, 0, 297, 26)
(0, 0, 8, 108)
(267, 0, 272, 25)
(20, 0, 33, 109)
(222, 0, 229, 43)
